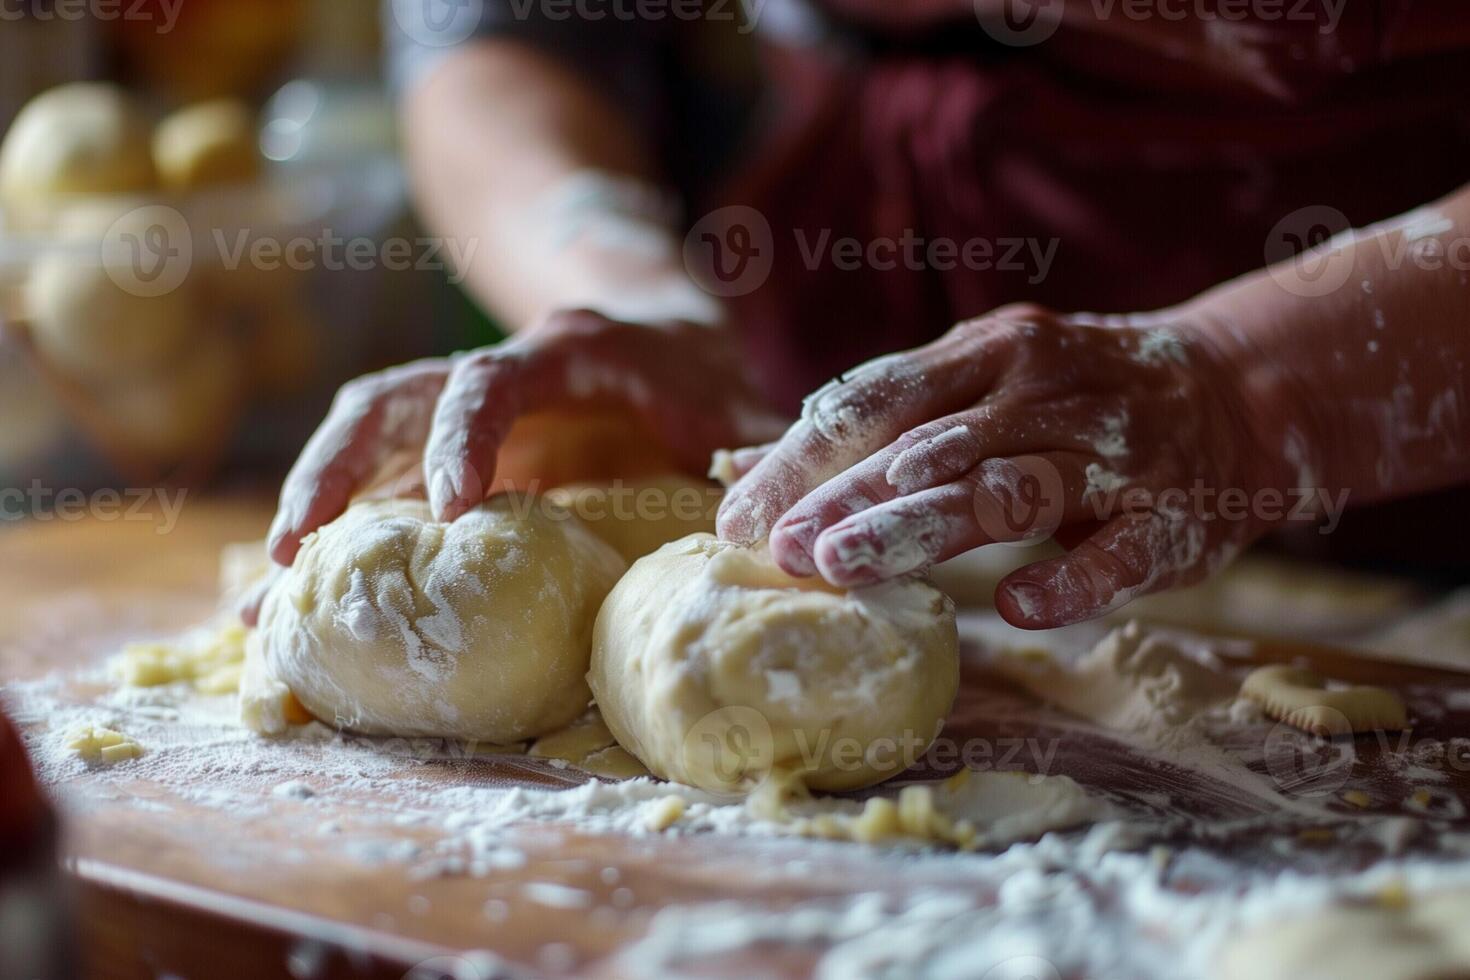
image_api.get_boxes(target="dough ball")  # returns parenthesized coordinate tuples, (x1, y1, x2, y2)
(25, 208, 196, 381)
(546, 474, 720, 563)
(257, 497, 628, 743)
(494, 409, 685, 491)
(153, 100, 261, 190)
(95, 327, 242, 459)
(590, 534, 959, 793)
(0, 84, 155, 210)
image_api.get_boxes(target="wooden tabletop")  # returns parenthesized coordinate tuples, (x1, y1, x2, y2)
(5, 496, 1470, 980)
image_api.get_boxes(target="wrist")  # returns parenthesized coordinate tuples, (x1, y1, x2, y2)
(1171, 299, 1334, 506)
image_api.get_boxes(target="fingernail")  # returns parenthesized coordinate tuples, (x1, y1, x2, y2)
(267, 511, 293, 560)
(717, 493, 770, 543)
(429, 466, 458, 518)
(1003, 582, 1048, 623)
(770, 519, 818, 576)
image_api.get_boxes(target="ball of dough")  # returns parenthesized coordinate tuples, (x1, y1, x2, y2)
(257, 497, 628, 743)
(96, 327, 241, 459)
(25, 207, 196, 381)
(546, 474, 720, 563)
(153, 99, 261, 189)
(590, 534, 959, 793)
(0, 84, 155, 209)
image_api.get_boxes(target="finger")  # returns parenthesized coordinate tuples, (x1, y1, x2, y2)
(810, 452, 1096, 586)
(767, 412, 1026, 576)
(422, 350, 527, 522)
(718, 343, 1002, 546)
(995, 506, 1207, 629)
(268, 363, 446, 564)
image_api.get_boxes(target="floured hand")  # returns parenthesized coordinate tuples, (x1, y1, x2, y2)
(255, 308, 786, 590)
(717, 304, 1292, 630)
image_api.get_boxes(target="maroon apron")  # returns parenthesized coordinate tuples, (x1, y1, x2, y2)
(720, 0, 1470, 412)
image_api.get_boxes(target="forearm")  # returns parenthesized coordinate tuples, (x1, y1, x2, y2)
(1179, 182, 1470, 509)
(402, 40, 720, 331)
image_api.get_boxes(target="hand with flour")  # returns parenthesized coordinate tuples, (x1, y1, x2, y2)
(259, 308, 781, 571)
(721, 187, 1470, 629)
(717, 304, 1279, 629)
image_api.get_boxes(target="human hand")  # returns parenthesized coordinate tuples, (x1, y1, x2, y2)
(251, 309, 784, 609)
(717, 304, 1295, 629)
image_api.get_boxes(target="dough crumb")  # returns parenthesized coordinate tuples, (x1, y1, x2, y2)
(66, 724, 142, 763)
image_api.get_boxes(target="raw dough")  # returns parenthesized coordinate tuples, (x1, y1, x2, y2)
(590, 534, 959, 793)
(993, 621, 1235, 740)
(1218, 890, 1470, 980)
(1239, 665, 1407, 736)
(253, 497, 626, 743)
(152, 99, 261, 189)
(26, 207, 196, 382)
(546, 474, 719, 562)
(0, 83, 156, 216)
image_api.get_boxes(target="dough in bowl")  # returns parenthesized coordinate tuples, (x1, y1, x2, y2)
(590, 534, 959, 793)
(253, 497, 626, 743)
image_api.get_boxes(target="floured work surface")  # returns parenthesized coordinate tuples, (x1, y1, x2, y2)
(5, 503, 1470, 979)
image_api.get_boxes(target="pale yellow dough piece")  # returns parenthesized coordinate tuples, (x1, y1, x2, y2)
(25, 207, 198, 383)
(153, 99, 261, 189)
(590, 533, 959, 793)
(527, 712, 650, 778)
(1239, 664, 1407, 735)
(545, 475, 719, 563)
(0, 84, 156, 215)
(66, 725, 142, 764)
(1218, 890, 1470, 980)
(254, 497, 626, 743)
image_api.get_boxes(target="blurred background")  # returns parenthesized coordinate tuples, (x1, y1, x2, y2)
(0, 0, 499, 497)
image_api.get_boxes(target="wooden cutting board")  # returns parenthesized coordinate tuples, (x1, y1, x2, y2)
(4, 496, 1470, 980)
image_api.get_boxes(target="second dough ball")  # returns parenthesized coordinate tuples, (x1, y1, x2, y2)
(546, 474, 719, 563)
(153, 100, 261, 189)
(257, 498, 627, 743)
(0, 84, 156, 212)
(25, 207, 195, 381)
(591, 534, 959, 793)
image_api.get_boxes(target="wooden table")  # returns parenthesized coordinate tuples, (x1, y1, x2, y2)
(5, 496, 1470, 980)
